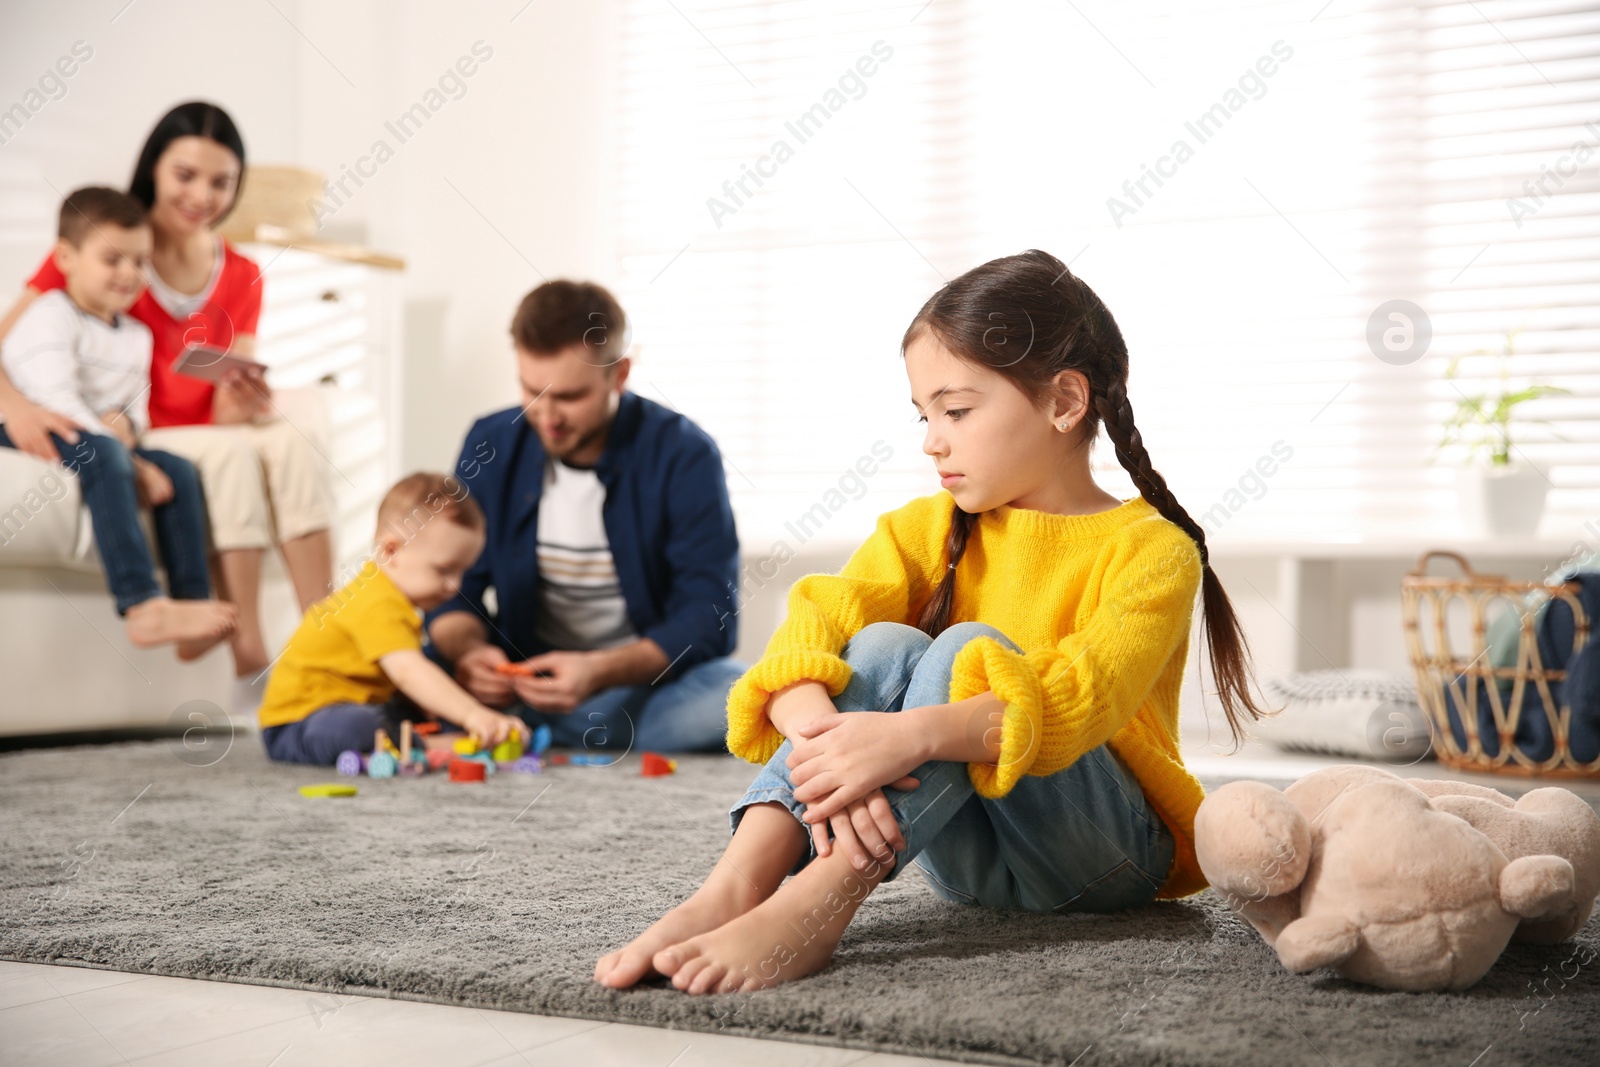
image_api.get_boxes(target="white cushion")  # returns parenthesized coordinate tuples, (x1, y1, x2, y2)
(1258, 669, 1432, 761)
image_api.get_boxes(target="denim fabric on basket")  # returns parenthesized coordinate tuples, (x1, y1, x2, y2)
(1444, 571, 1600, 762)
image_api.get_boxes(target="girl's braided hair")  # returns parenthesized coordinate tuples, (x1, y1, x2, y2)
(903, 249, 1267, 746)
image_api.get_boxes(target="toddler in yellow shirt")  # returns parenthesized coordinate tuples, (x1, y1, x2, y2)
(258, 472, 525, 764)
(596, 249, 1272, 996)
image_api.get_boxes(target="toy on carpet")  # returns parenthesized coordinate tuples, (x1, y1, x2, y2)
(1194, 763, 1600, 991)
(335, 722, 430, 779)
(641, 752, 678, 777)
(448, 757, 487, 783)
(298, 783, 358, 798)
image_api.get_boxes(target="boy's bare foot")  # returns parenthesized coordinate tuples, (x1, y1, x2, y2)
(653, 846, 891, 995)
(595, 877, 764, 989)
(125, 597, 238, 653)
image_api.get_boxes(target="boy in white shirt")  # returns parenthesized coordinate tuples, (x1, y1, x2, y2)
(0, 186, 235, 656)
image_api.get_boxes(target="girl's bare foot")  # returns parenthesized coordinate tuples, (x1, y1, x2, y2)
(653, 845, 891, 995)
(594, 878, 763, 989)
(124, 597, 238, 652)
(595, 802, 808, 989)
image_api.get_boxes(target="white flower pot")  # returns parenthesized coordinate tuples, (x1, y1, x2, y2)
(1456, 461, 1549, 538)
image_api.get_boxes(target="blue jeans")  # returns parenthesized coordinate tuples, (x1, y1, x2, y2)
(512, 651, 746, 754)
(261, 699, 411, 765)
(0, 427, 211, 614)
(729, 622, 1176, 912)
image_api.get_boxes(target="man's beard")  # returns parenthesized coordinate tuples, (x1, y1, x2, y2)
(545, 421, 605, 462)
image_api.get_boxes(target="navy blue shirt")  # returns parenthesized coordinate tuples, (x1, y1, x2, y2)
(426, 389, 741, 682)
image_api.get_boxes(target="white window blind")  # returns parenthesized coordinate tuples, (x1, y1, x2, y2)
(608, 0, 1600, 548)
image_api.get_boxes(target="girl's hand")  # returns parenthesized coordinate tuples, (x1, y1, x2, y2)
(787, 711, 925, 824)
(810, 787, 905, 872)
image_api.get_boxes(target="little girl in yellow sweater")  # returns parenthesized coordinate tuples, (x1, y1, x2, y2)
(595, 249, 1268, 994)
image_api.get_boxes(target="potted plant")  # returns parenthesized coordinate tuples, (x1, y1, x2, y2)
(1431, 324, 1569, 538)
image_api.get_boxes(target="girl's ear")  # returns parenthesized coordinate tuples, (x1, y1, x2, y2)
(1050, 368, 1091, 422)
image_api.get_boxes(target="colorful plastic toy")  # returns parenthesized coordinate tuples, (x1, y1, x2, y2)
(449, 757, 487, 782)
(425, 747, 454, 771)
(491, 733, 524, 763)
(463, 752, 498, 774)
(494, 662, 553, 678)
(569, 753, 614, 766)
(299, 783, 358, 798)
(453, 735, 480, 755)
(547, 752, 571, 766)
(641, 752, 678, 777)
(508, 755, 543, 774)
(336, 750, 365, 777)
(367, 751, 398, 778)
(531, 724, 552, 755)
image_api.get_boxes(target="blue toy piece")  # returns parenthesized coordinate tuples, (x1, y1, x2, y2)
(336, 750, 365, 777)
(367, 751, 399, 779)
(569, 753, 613, 766)
(464, 752, 497, 775)
(531, 724, 552, 755)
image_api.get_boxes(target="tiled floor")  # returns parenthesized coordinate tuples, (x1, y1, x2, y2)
(0, 959, 947, 1066)
(7, 742, 1596, 1066)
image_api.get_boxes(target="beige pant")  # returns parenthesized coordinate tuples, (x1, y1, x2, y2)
(142, 419, 333, 551)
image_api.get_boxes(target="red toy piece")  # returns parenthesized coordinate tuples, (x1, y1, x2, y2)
(449, 757, 487, 783)
(641, 751, 678, 777)
(426, 748, 454, 771)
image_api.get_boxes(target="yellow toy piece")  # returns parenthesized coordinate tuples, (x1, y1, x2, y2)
(491, 734, 525, 763)
(453, 736, 482, 755)
(299, 783, 358, 798)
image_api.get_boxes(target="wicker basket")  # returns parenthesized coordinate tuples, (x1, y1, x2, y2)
(1402, 549, 1598, 778)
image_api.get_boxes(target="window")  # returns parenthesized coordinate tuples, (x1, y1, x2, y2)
(609, 0, 1599, 547)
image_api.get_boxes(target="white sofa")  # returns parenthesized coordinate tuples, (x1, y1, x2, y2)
(0, 389, 332, 737)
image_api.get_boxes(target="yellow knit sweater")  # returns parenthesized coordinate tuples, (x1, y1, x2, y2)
(725, 490, 1211, 899)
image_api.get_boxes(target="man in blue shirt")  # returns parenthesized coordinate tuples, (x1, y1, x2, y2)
(426, 280, 745, 753)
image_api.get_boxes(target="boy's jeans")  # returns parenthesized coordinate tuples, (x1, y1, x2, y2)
(0, 427, 212, 614)
(261, 699, 410, 765)
(729, 622, 1176, 913)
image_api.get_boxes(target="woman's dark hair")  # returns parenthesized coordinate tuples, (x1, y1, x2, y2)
(128, 102, 246, 222)
(903, 248, 1268, 746)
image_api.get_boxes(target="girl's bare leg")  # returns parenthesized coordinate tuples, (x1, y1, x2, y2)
(279, 528, 333, 612)
(652, 832, 892, 995)
(594, 802, 807, 989)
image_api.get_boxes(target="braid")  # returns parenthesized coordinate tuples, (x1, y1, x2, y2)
(914, 504, 978, 639)
(1093, 378, 1209, 569)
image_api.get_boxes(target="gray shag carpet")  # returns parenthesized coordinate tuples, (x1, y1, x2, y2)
(1, 738, 1597, 1067)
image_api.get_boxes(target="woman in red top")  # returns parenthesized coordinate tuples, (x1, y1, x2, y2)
(0, 102, 334, 715)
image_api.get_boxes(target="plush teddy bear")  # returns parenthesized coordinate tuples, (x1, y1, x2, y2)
(1193, 764, 1600, 991)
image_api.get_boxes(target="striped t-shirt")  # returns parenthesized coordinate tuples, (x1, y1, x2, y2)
(533, 454, 639, 651)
